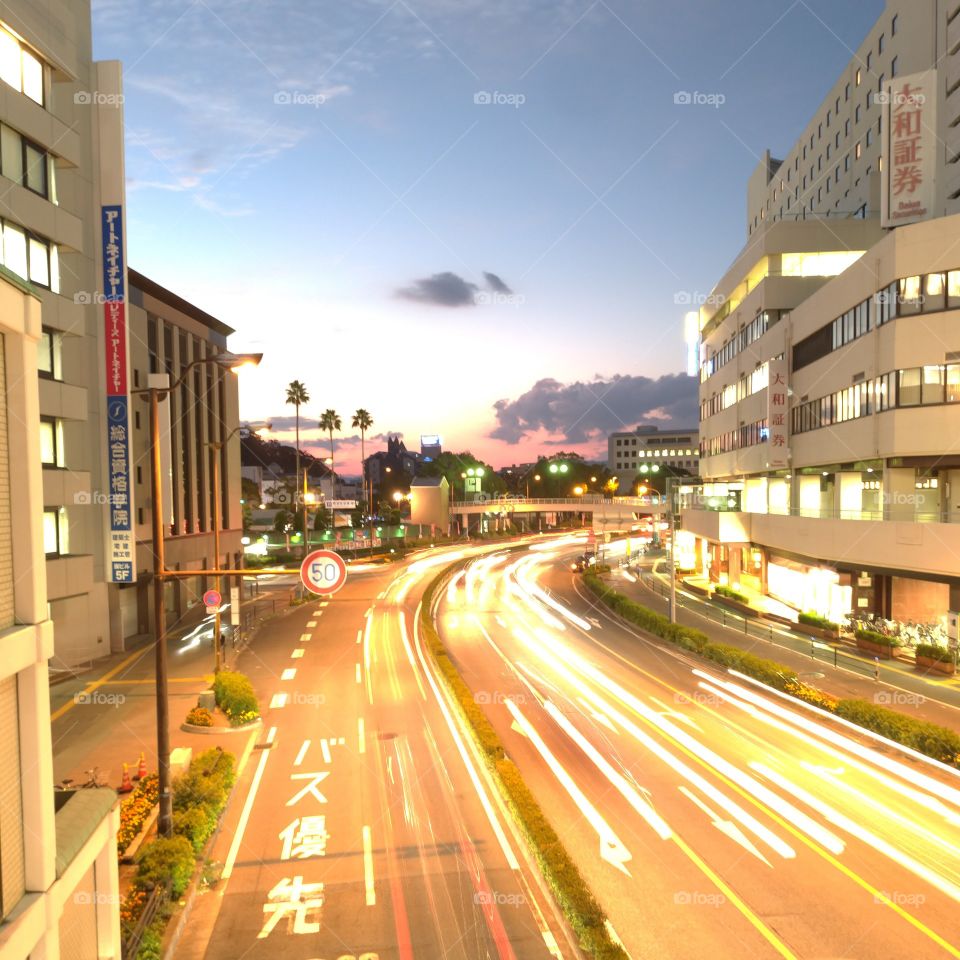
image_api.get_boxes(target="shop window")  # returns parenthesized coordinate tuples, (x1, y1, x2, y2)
(898, 367, 921, 406)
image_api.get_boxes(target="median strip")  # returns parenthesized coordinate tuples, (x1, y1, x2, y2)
(421, 562, 628, 960)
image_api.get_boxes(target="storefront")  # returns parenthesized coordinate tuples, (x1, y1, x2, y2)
(766, 555, 852, 622)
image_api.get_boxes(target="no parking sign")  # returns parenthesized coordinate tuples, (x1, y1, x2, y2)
(300, 549, 348, 596)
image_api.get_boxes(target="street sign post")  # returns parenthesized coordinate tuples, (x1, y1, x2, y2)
(300, 549, 348, 596)
(203, 589, 221, 614)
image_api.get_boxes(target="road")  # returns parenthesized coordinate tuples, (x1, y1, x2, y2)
(436, 539, 960, 959)
(184, 545, 573, 960)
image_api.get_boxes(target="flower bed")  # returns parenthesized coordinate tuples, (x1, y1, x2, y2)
(212, 671, 260, 726)
(117, 774, 159, 858)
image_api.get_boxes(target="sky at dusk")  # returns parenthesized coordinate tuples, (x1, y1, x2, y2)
(91, 0, 884, 474)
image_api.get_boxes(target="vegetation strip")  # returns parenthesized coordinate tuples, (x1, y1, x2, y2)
(583, 572, 960, 768)
(422, 562, 628, 960)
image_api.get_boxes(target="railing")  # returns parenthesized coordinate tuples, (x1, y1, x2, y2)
(680, 498, 956, 524)
(122, 880, 171, 959)
(450, 496, 664, 509)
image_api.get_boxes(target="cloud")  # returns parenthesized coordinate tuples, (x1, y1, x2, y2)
(396, 272, 479, 307)
(484, 272, 512, 294)
(491, 373, 698, 444)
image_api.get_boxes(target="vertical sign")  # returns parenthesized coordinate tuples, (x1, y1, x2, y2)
(881, 70, 937, 227)
(102, 206, 134, 582)
(766, 357, 789, 469)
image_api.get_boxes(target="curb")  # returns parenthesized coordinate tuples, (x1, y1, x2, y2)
(179, 719, 262, 735)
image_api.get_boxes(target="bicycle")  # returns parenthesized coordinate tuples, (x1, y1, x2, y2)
(56, 767, 110, 790)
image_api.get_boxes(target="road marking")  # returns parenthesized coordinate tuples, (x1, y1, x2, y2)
(294, 740, 310, 767)
(680, 785, 771, 866)
(397, 612, 426, 700)
(307, 621, 317, 628)
(321, 738, 332, 765)
(356, 663, 362, 684)
(281, 668, 297, 681)
(222, 726, 277, 879)
(270, 693, 289, 708)
(358, 717, 366, 754)
(363, 825, 376, 905)
(300, 633, 312, 643)
(356, 629, 362, 644)
(291, 649, 304, 659)
(50, 644, 150, 721)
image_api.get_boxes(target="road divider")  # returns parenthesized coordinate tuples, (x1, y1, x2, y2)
(421, 562, 628, 960)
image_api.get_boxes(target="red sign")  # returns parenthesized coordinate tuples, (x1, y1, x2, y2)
(300, 549, 348, 595)
(203, 589, 222, 608)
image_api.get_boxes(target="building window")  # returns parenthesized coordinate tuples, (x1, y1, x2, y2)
(0, 220, 57, 289)
(891, 14, 898, 35)
(866, 52, 872, 70)
(43, 507, 68, 556)
(39, 417, 64, 466)
(898, 367, 921, 406)
(0, 26, 44, 105)
(878, 33, 884, 54)
(866, 128, 873, 148)
(891, 55, 898, 77)
(856, 68, 861, 86)
(38, 326, 62, 379)
(856, 104, 861, 123)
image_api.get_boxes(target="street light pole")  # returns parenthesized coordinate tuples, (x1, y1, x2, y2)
(668, 477, 677, 623)
(212, 449, 223, 673)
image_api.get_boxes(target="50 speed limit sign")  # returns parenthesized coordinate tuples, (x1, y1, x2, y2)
(300, 549, 348, 596)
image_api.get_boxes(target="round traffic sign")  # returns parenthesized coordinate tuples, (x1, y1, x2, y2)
(203, 589, 222, 608)
(300, 549, 348, 596)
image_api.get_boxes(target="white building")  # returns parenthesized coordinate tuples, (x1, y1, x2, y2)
(607, 426, 699, 490)
(682, 0, 960, 633)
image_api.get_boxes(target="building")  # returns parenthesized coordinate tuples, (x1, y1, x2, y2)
(0, 6, 121, 955)
(682, 0, 960, 634)
(607, 426, 699, 489)
(366, 435, 422, 499)
(409, 475, 450, 530)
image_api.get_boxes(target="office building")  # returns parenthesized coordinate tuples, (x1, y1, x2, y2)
(607, 426, 699, 489)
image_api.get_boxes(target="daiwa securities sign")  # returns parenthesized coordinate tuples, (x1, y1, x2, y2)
(98, 63, 136, 582)
(881, 70, 937, 227)
(766, 356, 789, 469)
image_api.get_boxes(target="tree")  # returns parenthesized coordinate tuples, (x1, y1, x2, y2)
(352, 408, 373, 513)
(418, 451, 506, 497)
(285, 380, 310, 553)
(318, 409, 342, 496)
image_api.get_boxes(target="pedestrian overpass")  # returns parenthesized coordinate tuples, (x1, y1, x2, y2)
(447, 495, 667, 533)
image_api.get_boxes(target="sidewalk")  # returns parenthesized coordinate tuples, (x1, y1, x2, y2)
(597, 562, 960, 731)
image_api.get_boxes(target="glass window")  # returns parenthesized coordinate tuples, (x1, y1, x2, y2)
(0, 124, 20, 182)
(898, 367, 921, 406)
(947, 364, 960, 403)
(38, 327, 57, 378)
(0, 28, 19, 92)
(922, 365, 944, 405)
(948, 271, 960, 308)
(3, 221, 26, 278)
(924, 273, 945, 311)
(28, 236, 49, 286)
(43, 509, 59, 555)
(39, 418, 55, 464)
(49, 242, 59, 293)
(23, 140, 45, 195)
(899, 275, 922, 314)
(21, 49, 42, 104)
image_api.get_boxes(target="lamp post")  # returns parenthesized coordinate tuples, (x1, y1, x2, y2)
(208, 419, 270, 673)
(134, 350, 262, 837)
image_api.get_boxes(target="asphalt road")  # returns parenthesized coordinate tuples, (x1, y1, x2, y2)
(184, 545, 573, 960)
(437, 540, 960, 959)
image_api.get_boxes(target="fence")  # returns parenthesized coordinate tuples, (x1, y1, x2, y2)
(121, 880, 170, 958)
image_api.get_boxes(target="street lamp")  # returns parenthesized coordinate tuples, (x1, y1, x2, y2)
(134, 350, 262, 837)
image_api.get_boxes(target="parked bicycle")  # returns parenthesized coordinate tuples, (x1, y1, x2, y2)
(56, 767, 110, 790)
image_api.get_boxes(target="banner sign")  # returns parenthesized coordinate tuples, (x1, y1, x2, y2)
(102, 204, 134, 582)
(766, 356, 789, 469)
(881, 70, 937, 227)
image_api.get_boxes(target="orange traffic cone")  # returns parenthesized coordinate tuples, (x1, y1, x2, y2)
(135, 752, 147, 781)
(118, 763, 133, 794)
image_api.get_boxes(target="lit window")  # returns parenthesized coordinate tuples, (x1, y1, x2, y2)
(0, 28, 19, 91)
(0, 124, 20, 181)
(856, 68, 861, 86)
(28, 235, 49, 286)
(3, 221, 26, 278)
(21, 49, 42, 103)
(43, 507, 68, 556)
(39, 418, 56, 464)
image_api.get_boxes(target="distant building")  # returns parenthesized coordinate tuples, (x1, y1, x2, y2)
(366, 435, 422, 498)
(420, 434, 442, 461)
(607, 426, 699, 487)
(409, 476, 450, 530)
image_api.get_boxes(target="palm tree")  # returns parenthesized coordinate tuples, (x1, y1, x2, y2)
(318, 409, 342, 497)
(352, 408, 373, 513)
(285, 381, 310, 553)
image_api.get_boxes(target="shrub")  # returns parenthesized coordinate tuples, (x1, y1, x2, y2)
(834, 699, 960, 766)
(173, 748, 235, 814)
(185, 706, 213, 727)
(855, 628, 899, 648)
(173, 805, 217, 855)
(213, 671, 260, 725)
(798, 611, 838, 631)
(915, 643, 953, 664)
(135, 835, 195, 898)
(135, 921, 164, 960)
(713, 584, 751, 605)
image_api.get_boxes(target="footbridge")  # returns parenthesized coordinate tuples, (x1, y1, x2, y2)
(447, 495, 667, 533)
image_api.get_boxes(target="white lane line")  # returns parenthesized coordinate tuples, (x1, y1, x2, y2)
(358, 717, 366, 754)
(356, 663, 362, 684)
(397, 612, 427, 700)
(307, 621, 318, 628)
(356, 629, 362, 645)
(281, 668, 297, 681)
(270, 693, 289, 708)
(291, 649, 304, 659)
(222, 726, 276, 879)
(294, 740, 310, 767)
(321, 738, 332, 765)
(363, 825, 376, 905)
(300, 633, 312, 643)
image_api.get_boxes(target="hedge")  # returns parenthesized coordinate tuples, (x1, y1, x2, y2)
(713, 584, 750, 605)
(135, 835, 195, 898)
(798, 611, 838, 631)
(213, 670, 260, 725)
(915, 643, 953, 664)
(855, 628, 899, 648)
(583, 572, 960, 769)
(421, 564, 626, 960)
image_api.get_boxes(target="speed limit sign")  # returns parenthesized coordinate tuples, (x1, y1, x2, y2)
(300, 549, 348, 596)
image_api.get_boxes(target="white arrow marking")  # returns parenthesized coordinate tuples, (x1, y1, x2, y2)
(650, 697, 703, 731)
(680, 786, 771, 866)
(576, 697, 618, 733)
(505, 699, 633, 874)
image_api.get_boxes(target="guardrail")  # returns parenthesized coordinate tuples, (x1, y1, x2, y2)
(450, 496, 664, 508)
